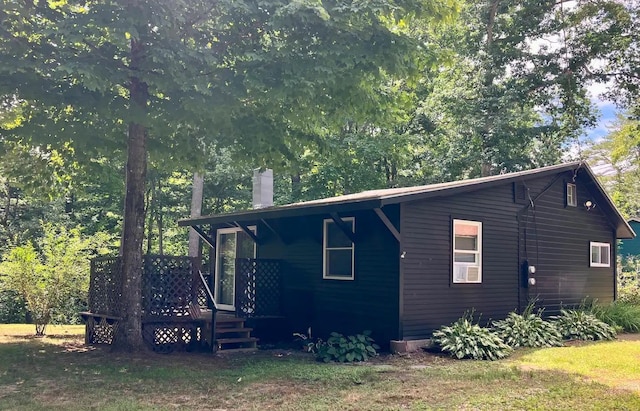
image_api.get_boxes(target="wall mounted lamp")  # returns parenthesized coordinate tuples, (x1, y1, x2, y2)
(584, 200, 596, 211)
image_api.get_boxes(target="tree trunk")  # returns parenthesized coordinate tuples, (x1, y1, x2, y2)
(157, 178, 163, 255)
(145, 179, 154, 255)
(188, 172, 204, 258)
(291, 174, 301, 202)
(480, 0, 501, 177)
(112, 37, 148, 352)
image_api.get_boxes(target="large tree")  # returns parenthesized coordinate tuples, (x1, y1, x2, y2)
(412, 0, 598, 178)
(0, 0, 456, 350)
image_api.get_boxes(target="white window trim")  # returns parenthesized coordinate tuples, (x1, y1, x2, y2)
(452, 219, 482, 284)
(567, 183, 577, 207)
(323, 217, 355, 280)
(590, 241, 611, 267)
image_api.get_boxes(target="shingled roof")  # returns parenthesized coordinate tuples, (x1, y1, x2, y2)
(179, 161, 635, 239)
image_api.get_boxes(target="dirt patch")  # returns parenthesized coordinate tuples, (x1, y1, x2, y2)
(616, 333, 640, 341)
(0, 384, 20, 399)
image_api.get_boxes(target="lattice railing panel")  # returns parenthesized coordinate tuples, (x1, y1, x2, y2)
(236, 259, 281, 318)
(89, 257, 122, 316)
(142, 321, 203, 353)
(85, 316, 118, 344)
(141, 255, 200, 317)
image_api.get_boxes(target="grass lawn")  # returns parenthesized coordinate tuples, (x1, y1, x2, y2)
(0, 325, 639, 410)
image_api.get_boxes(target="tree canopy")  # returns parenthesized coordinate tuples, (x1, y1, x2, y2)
(0, 0, 459, 349)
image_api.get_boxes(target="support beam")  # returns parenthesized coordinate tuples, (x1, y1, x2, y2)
(235, 221, 260, 244)
(374, 208, 401, 242)
(261, 219, 291, 244)
(329, 212, 356, 243)
(192, 225, 216, 249)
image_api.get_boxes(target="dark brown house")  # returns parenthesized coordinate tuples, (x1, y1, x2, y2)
(179, 161, 634, 350)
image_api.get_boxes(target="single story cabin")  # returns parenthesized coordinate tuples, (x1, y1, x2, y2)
(178, 161, 634, 350)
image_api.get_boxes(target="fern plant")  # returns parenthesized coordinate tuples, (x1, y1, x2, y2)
(552, 309, 617, 341)
(492, 304, 563, 348)
(432, 314, 512, 361)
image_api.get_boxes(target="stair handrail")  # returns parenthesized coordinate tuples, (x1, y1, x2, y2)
(198, 270, 218, 312)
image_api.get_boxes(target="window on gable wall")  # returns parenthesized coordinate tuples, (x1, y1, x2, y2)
(453, 219, 482, 283)
(567, 183, 577, 207)
(323, 218, 355, 280)
(590, 242, 611, 267)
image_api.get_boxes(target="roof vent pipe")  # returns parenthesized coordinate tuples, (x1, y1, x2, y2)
(252, 168, 274, 209)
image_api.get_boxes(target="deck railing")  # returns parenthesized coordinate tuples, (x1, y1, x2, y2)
(87, 255, 215, 352)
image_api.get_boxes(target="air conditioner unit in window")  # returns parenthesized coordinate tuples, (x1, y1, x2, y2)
(466, 266, 479, 282)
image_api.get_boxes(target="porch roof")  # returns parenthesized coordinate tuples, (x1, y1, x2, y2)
(178, 161, 635, 239)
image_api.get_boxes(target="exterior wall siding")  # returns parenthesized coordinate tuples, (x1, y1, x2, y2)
(257, 205, 401, 345)
(518, 171, 616, 313)
(400, 170, 617, 340)
(400, 184, 521, 340)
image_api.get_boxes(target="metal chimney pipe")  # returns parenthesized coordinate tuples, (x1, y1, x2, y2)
(252, 169, 274, 209)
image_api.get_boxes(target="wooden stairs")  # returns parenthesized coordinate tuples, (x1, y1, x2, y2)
(216, 315, 258, 352)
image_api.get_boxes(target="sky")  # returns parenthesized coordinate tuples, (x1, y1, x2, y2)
(586, 79, 619, 143)
(584, 84, 619, 176)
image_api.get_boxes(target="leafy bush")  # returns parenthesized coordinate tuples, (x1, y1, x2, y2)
(552, 309, 617, 341)
(314, 331, 380, 363)
(433, 314, 512, 360)
(617, 257, 640, 305)
(582, 300, 640, 333)
(492, 304, 563, 348)
(0, 222, 112, 335)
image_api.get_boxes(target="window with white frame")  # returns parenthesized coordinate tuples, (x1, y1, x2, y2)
(567, 183, 577, 207)
(453, 219, 482, 283)
(590, 242, 611, 267)
(323, 218, 355, 280)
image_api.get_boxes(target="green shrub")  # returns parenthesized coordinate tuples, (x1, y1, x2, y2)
(314, 331, 380, 363)
(583, 300, 640, 333)
(433, 314, 512, 361)
(552, 309, 617, 341)
(492, 304, 563, 348)
(617, 257, 640, 305)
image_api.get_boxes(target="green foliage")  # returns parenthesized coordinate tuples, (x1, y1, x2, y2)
(586, 115, 640, 219)
(314, 331, 380, 363)
(492, 304, 563, 348)
(0, 222, 113, 335)
(433, 314, 512, 361)
(582, 300, 640, 334)
(551, 309, 617, 341)
(0, 288, 26, 323)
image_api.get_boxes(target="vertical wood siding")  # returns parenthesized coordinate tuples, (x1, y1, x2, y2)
(400, 170, 616, 340)
(258, 206, 401, 345)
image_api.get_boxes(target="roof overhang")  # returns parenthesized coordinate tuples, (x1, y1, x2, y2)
(178, 161, 635, 239)
(178, 198, 382, 228)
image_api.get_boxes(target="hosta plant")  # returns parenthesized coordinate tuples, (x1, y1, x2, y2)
(552, 309, 617, 341)
(314, 331, 380, 363)
(432, 314, 512, 360)
(492, 304, 563, 348)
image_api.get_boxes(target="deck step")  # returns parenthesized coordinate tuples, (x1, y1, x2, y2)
(217, 347, 258, 353)
(216, 337, 258, 344)
(216, 327, 253, 335)
(216, 316, 246, 323)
